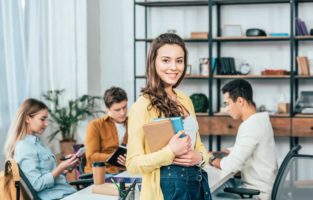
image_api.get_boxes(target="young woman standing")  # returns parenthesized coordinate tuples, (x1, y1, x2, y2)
(126, 33, 212, 200)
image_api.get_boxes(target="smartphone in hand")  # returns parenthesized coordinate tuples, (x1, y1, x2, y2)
(75, 147, 86, 158)
(60, 147, 86, 161)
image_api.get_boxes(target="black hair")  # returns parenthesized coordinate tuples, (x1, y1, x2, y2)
(222, 79, 256, 107)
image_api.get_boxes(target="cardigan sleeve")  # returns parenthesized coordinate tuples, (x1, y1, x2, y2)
(220, 126, 259, 173)
(126, 97, 175, 175)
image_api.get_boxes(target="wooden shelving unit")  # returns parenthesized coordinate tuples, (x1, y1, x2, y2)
(214, 75, 290, 79)
(134, 0, 313, 150)
(214, 36, 290, 42)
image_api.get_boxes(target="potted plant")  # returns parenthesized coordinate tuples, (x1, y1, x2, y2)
(43, 89, 103, 155)
(190, 93, 209, 113)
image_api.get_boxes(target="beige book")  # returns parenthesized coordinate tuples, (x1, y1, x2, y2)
(304, 57, 311, 75)
(92, 183, 119, 196)
(297, 56, 306, 75)
(297, 57, 304, 75)
(143, 119, 175, 152)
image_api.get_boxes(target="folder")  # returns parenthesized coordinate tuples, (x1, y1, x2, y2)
(143, 119, 175, 152)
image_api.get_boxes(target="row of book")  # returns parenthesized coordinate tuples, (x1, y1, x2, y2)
(214, 57, 237, 75)
(296, 18, 310, 36)
(297, 56, 311, 76)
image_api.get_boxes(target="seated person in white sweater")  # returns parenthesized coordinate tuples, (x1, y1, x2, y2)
(210, 79, 278, 200)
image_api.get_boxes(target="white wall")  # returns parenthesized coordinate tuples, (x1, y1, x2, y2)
(99, 1, 313, 164)
(99, 0, 134, 100)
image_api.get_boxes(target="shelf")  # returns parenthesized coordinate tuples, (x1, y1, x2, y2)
(214, 36, 290, 42)
(298, 0, 313, 3)
(295, 36, 313, 41)
(184, 75, 209, 79)
(213, 112, 290, 117)
(135, 0, 309, 7)
(135, 38, 208, 43)
(213, 0, 290, 5)
(213, 112, 229, 117)
(135, 1, 208, 7)
(136, 37, 290, 43)
(196, 112, 209, 116)
(271, 113, 291, 117)
(214, 75, 290, 79)
(294, 114, 313, 118)
(294, 75, 313, 79)
(136, 75, 209, 80)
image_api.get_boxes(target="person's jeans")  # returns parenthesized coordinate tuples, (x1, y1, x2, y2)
(160, 165, 212, 200)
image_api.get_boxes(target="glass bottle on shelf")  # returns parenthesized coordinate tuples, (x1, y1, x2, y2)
(199, 58, 209, 76)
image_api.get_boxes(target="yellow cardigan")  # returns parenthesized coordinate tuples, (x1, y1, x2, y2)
(126, 89, 209, 200)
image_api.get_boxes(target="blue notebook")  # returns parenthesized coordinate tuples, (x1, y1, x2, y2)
(154, 117, 185, 137)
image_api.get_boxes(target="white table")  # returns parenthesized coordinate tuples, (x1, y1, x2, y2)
(62, 165, 233, 200)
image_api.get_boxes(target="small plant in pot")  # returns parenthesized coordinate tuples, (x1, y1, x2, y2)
(43, 89, 103, 155)
(190, 93, 209, 113)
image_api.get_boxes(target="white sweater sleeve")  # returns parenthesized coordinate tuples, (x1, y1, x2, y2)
(220, 127, 259, 173)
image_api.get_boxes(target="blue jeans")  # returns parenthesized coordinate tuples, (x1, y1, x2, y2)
(160, 165, 212, 200)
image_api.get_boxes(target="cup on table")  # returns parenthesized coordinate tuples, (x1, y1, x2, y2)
(92, 161, 106, 185)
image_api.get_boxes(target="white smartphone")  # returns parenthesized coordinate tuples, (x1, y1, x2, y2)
(75, 147, 86, 157)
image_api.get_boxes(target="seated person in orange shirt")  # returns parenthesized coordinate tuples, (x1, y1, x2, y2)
(85, 87, 128, 174)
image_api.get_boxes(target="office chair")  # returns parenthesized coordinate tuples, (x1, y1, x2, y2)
(223, 145, 313, 199)
(18, 164, 41, 200)
(68, 144, 94, 190)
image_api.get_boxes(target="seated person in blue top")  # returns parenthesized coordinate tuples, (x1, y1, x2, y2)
(4, 98, 79, 200)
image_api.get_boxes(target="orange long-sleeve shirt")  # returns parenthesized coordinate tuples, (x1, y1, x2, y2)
(84, 115, 127, 173)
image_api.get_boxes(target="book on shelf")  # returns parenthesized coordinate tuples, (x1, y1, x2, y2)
(215, 57, 237, 75)
(269, 33, 289, 37)
(297, 56, 311, 75)
(106, 145, 127, 167)
(210, 57, 217, 74)
(296, 18, 309, 36)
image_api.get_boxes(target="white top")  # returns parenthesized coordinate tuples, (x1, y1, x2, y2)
(220, 112, 278, 200)
(183, 116, 198, 148)
(114, 122, 126, 145)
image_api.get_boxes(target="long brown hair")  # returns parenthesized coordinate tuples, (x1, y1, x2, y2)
(141, 33, 188, 117)
(4, 98, 48, 159)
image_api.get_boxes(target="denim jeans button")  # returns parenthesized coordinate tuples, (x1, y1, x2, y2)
(182, 168, 185, 171)
(168, 173, 171, 176)
(168, 166, 170, 170)
(181, 174, 184, 177)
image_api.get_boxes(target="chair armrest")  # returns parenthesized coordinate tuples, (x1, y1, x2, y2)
(224, 187, 260, 199)
(69, 178, 94, 190)
(79, 172, 93, 179)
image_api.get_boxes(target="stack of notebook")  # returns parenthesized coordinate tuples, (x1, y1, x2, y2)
(143, 117, 184, 152)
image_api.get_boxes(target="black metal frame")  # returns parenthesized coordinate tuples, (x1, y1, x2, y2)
(134, 0, 313, 151)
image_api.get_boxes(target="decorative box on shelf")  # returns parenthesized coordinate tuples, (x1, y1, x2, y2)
(261, 69, 290, 76)
(191, 32, 208, 39)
